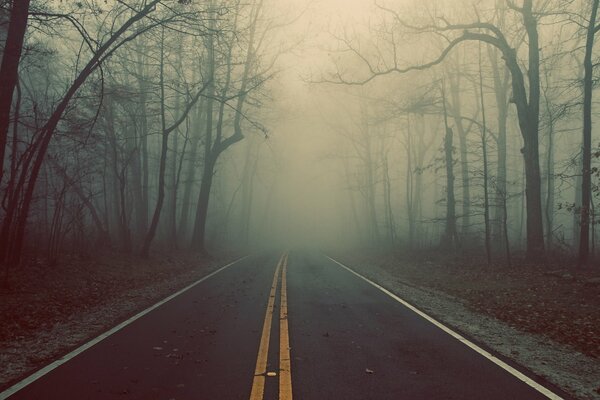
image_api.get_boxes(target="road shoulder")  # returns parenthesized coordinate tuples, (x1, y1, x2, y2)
(335, 255, 600, 400)
(0, 251, 237, 391)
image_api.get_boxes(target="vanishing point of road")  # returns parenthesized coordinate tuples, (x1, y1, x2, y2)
(1, 251, 571, 399)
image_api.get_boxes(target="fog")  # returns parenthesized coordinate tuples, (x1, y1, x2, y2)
(0, 0, 597, 265)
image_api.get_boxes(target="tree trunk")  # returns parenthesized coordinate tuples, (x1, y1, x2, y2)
(191, 13, 216, 253)
(404, 114, 415, 250)
(105, 100, 131, 253)
(488, 44, 510, 252)
(178, 97, 204, 239)
(573, 155, 582, 248)
(521, 0, 545, 257)
(140, 30, 168, 258)
(544, 95, 555, 249)
(479, 43, 491, 265)
(191, 153, 216, 254)
(364, 131, 379, 244)
(240, 140, 258, 246)
(1, 0, 162, 265)
(141, 28, 207, 257)
(133, 43, 150, 240)
(0, 0, 31, 186)
(383, 151, 395, 247)
(441, 85, 458, 249)
(190, 0, 260, 253)
(579, 0, 599, 266)
(448, 70, 471, 237)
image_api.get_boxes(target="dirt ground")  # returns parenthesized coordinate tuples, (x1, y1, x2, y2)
(342, 251, 600, 400)
(0, 251, 230, 391)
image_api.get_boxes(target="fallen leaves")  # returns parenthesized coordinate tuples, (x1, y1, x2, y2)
(0, 251, 220, 387)
(368, 255, 600, 359)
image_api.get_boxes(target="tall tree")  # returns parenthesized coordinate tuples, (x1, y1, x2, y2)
(0, 0, 168, 265)
(191, 0, 268, 253)
(441, 83, 458, 249)
(478, 43, 491, 265)
(328, 0, 547, 258)
(579, 0, 599, 266)
(140, 27, 208, 257)
(0, 0, 31, 186)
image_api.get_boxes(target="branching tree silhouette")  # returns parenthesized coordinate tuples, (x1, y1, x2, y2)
(323, 0, 546, 258)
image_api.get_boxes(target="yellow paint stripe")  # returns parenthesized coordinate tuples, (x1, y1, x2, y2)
(249, 254, 284, 400)
(279, 253, 293, 400)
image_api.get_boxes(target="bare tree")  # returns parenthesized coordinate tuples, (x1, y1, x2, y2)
(325, 1, 548, 258)
(0, 1, 189, 265)
(579, 0, 599, 266)
(441, 83, 459, 249)
(0, 0, 30, 185)
(140, 27, 209, 257)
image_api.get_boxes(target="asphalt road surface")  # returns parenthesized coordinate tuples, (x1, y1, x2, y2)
(1, 251, 570, 400)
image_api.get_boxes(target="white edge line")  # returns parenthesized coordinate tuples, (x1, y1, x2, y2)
(0, 255, 249, 400)
(326, 256, 563, 400)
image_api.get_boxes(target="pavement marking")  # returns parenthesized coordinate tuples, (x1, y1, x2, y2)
(327, 256, 564, 400)
(249, 254, 284, 400)
(279, 253, 293, 400)
(0, 256, 249, 400)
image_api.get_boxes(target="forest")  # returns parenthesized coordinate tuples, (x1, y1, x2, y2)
(2, 0, 600, 274)
(0, 0, 600, 275)
(2, 1, 600, 399)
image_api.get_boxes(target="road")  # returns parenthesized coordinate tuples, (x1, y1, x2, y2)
(1, 251, 569, 400)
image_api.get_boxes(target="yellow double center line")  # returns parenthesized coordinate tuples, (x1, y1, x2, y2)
(249, 252, 293, 400)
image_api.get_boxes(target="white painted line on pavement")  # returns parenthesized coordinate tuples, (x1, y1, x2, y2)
(0, 256, 249, 400)
(327, 256, 563, 400)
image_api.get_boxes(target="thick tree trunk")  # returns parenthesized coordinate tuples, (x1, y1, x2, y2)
(521, 0, 545, 258)
(191, 154, 216, 254)
(0, 0, 31, 186)
(479, 43, 491, 265)
(579, 0, 599, 266)
(441, 86, 458, 249)
(448, 71, 471, 236)
(521, 132, 544, 256)
(490, 0, 544, 258)
(190, 0, 259, 253)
